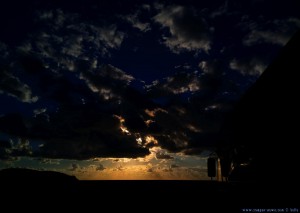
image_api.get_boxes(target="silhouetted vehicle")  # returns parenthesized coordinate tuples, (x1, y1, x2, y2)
(207, 157, 216, 179)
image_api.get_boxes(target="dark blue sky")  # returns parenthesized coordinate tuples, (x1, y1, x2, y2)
(0, 0, 299, 179)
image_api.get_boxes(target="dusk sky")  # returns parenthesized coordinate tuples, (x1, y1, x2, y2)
(0, 0, 299, 180)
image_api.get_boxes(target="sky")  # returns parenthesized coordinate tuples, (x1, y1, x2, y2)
(0, 0, 299, 180)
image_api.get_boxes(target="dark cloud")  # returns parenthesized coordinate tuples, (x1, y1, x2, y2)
(17, 8, 125, 74)
(0, 138, 33, 158)
(170, 164, 179, 168)
(33, 108, 47, 117)
(229, 57, 267, 76)
(37, 158, 60, 164)
(242, 17, 300, 46)
(0, 113, 28, 136)
(79, 64, 134, 101)
(154, 5, 213, 53)
(0, 5, 159, 160)
(0, 103, 151, 160)
(96, 164, 105, 171)
(210, 1, 228, 18)
(0, 49, 152, 160)
(143, 92, 233, 154)
(69, 163, 79, 171)
(147, 71, 201, 96)
(122, 6, 151, 32)
(97, 24, 125, 50)
(3, 0, 288, 163)
(147, 59, 226, 100)
(183, 148, 205, 155)
(0, 140, 12, 159)
(0, 42, 9, 61)
(32, 105, 150, 159)
(0, 50, 232, 159)
(155, 151, 173, 160)
(0, 70, 38, 103)
(140, 59, 235, 154)
(199, 60, 223, 76)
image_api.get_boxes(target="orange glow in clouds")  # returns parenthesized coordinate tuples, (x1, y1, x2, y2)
(113, 115, 131, 135)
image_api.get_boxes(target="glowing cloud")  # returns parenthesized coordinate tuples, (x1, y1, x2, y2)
(113, 115, 131, 135)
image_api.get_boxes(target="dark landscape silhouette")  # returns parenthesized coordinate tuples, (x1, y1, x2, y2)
(0, 168, 78, 182)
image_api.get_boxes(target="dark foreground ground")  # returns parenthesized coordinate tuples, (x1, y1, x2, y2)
(0, 169, 298, 212)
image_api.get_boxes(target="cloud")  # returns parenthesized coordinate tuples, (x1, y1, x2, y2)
(210, 1, 229, 18)
(170, 164, 179, 168)
(0, 140, 11, 160)
(33, 108, 46, 116)
(3, 138, 33, 157)
(0, 70, 38, 103)
(97, 64, 134, 84)
(0, 96, 151, 159)
(156, 152, 173, 160)
(122, 12, 151, 32)
(142, 4, 151, 11)
(7, 8, 133, 107)
(0, 25, 151, 161)
(61, 35, 83, 58)
(147, 71, 201, 96)
(37, 158, 60, 164)
(37, 9, 65, 28)
(69, 163, 79, 171)
(147, 60, 226, 98)
(145, 108, 168, 117)
(229, 58, 267, 76)
(199, 60, 223, 76)
(154, 5, 212, 53)
(0, 57, 231, 159)
(18, 9, 126, 76)
(98, 25, 125, 49)
(0, 42, 9, 60)
(141, 60, 234, 154)
(96, 164, 105, 171)
(243, 17, 300, 46)
(79, 64, 134, 101)
(0, 5, 238, 162)
(31, 105, 151, 159)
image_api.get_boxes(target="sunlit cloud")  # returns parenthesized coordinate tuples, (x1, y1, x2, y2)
(73, 158, 208, 180)
(145, 108, 168, 117)
(186, 124, 202, 133)
(144, 119, 155, 127)
(113, 115, 132, 135)
(144, 135, 158, 147)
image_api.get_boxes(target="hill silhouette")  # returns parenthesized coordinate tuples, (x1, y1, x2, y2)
(0, 168, 78, 196)
(0, 168, 78, 182)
